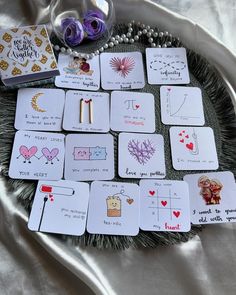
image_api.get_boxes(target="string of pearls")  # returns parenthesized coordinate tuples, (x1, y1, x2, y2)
(53, 20, 180, 59)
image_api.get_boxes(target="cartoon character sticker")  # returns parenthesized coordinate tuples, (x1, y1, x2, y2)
(106, 189, 134, 217)
(63, 57, 94, 76)
(198, 176, 223, 205)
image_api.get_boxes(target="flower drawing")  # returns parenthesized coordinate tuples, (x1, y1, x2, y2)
(109, 57, 135, 78)
(128, 139, 156, 165)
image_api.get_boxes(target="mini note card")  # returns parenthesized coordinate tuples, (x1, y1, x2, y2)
(184, 171, 236, 225)
(146, 48, 190, 85)
(160, 86, 205, 126)
(9, 130, 65, 180)
(15, 88, 65, 131)
(169, 127, 219, 170)
(28, 180, 89, 235)
(0, 25, 59, 85)
(63, 90, 109, 133)
(110, 91, 155, 133)
(140, 180, 191, 232)
(55, 53, 100, 90)
(65, 134, 114, 181)
(118, 133, 166, 179)
(100, 52, 145, 90)
(87, 181, 140, 236)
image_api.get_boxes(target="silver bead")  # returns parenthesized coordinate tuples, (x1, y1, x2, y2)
(146, 25, 150, 30)
(60, 47, 66, 53)
(153, 32, 158, 38)
(147, 32, 152, 38)
(115, 35, 120, 40)
(110, 37, 115, 42)
(127, 32, 132, 38)
(137, 21, 141, 26)
(99, 47, 104, 52)
(84, 54, 90, 59)
(128, 22, 132, 27)
(167, 41, 172, 47)
(129, 38, 134, 44)
(141, 24, 146, 29)
(90, 53, 95, 58)
(121, 34, 126, 39)
(104, 43, 109, 49)
(114, 40, 119, 45)
(134, 35, 139, 41)
(157, 44, 161, 48)
(151, 43, 156, 47)
(119, 37, 123, 43)
(162, 43, 167, 48)
(137, 31, 142, 36)
(67, 48, 72, 54)
(124, 37, 129, 43)
(159, 32, 164, 38)
(128, 27, 133, 33)
(109, 42, 114, 47)
(148, 37, 153, 43)
(131, 20, 135, 24)
(164, 31, 169, 36)
(73, 51, 78, 57)
(54, 45, 60, 51)
(149, 29, 154, 34)
(142, 29, 147, 34)
(95, 50, 99, 55)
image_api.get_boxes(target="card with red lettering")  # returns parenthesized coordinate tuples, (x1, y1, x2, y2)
(139, 179, 191, 232)
(184, 171, 236, 225)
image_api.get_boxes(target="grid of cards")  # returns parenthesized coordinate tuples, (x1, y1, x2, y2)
(9, 48, 236, 236)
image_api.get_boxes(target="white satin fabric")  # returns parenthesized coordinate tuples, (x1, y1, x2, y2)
(0, 1, 236, 294)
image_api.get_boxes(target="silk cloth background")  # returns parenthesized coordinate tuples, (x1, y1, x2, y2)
(0, 1, 236, 294)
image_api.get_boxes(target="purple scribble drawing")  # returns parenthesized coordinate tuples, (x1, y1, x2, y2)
(128, 139, 156, 165)
(110, 57, 135, 78)
(41, 148, 59, 164)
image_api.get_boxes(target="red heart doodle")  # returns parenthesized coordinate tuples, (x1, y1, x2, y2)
(180, 139, 184, 143)
(186, 142, 194, 150)
(84, 100, 90, 104)
(185, 135, 189, 138)
(161, 200, 167, 207)
(182, 130, 185, 133)
(127, 199, 134, 204)
(50, 197, 54, 202)
(178, 133, 182, 136)
(173, 211, 180, 218)
(167, 88, 171, 91)
(135, 105, 140, 109)
(149, 191, 155, 196)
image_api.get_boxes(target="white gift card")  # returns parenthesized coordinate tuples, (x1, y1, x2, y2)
(184, 171, 236, 225)
(140, 180, 191, 232)
(146, 48, 190, 85)
(169, 127, 218, 170)
(118, 133, 166, 179)
(100, 52, 145, 90)
(9, 130, 65, 180)
(15, 88, 65, 131)
(65, 134, 114, 181)
(55, 53, 100, 90)
(160, 86, 205, 125)
(63, 90, 109, 133)
(28, 180, 89, 235)
(110, 91, 155, 133)
(87, 181, 140, 236)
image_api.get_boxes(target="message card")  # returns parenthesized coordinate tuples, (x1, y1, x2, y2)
(15, 88, 65, 131)
(55, 53, 100, 90)
(118, 133, 166, 179)
(65, 134, 114, 181)
(9, 130, 65, 180)
(140, 180, 191, 232)
(28, 180, 89, 235)
(100, 52, 145, 90)
(160, 86, 205, 126)
(63, 90, 109, 133)
(87, 181, 140, 236)
(110, 91, 155, 133)
(184, 171, 236, 225)
(169, 127, 219, 170)
(146, 48, 190, 85)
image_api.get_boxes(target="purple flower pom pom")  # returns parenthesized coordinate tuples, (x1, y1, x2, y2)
(61, 17, 84, 47)
(83, 10, 106, 40)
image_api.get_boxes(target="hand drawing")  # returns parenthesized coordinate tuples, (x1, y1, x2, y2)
(17, 145, 38, 163)
(124, 99, 140, 110)
(73, 146, 107, 160)
(128, 139, 156, 165)
(40, 148, 59, 164)
(110, 56, 135, 78)
(178, 129, 199, 155)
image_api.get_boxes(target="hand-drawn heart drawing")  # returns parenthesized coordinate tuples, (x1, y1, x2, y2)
(180, 139, 184, 143)
(149, 190, 155, 196)
(135, 104, 140, 109)
(128, 139, 156, 165)
(161, 200, 167, 207)
(41, 148, 59, 163)
(126, 199, 134, 204)
(186, 142, 194, 151)
(173, 211, 180, 218)
(19, 145, 38, 160)
(84, 100, 90, 103)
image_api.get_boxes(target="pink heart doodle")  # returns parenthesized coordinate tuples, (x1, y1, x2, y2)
(18, 145, 38, 162)
(41, 148, 59, 164)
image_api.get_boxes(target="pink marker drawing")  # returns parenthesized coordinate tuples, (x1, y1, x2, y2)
(17, 145, 38, 163)
(40, 148, 59, 164)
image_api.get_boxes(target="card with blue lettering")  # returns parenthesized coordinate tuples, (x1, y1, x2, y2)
(184, 171, 236, 225)
(100, 52, 145, 90)
(87, 181, 140, 236)
(15, 88, 65, 131)
(63, 90, 110, 133)
(64, 134, 114, 181)
(140, 180, 191, 232)
(146, 47, 190, 85)
(118, 133, 166, 179)
(9, 130, 65, 180)
(28, 180, 89, 236)
(55, 53, 100, 90)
